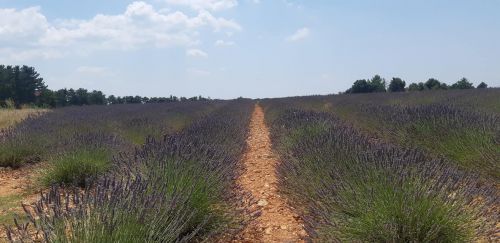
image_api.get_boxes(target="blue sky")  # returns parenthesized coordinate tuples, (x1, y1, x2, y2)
(0, 0, 499, 99)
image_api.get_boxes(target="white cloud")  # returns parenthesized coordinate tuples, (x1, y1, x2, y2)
(0, 7, 48, 39)
(186, 48, 208, 57)
(215, 39, 235, 46)
(0, 1, 241, 60)
(195, 10, 242, 31)
(286, 27, 310, 42)
(165, 0, 238, 12)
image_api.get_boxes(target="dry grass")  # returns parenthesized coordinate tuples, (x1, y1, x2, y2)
(0, 109, 47, 130)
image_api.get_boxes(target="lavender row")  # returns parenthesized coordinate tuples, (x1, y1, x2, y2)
(6, 100, 254, 242)
(263, 100, 499, 242)
(0, 101, 220, 168)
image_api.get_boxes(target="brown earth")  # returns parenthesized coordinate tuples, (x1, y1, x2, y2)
(0, 163, 44, 242)
(232, 104, 307, 242)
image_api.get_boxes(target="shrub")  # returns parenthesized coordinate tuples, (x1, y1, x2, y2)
(42, 148, 111, 187)
(0, 136, 43, 168)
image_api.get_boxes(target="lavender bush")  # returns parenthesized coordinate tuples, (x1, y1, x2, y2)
(263, 100, 499, 242)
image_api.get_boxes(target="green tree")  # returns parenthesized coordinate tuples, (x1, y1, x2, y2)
(16, 66, 46, 106)
(75, 88, 89, 105)
(451, 78, 474, 89)
(477, 82, 488, 89)
(55, 89, 69, 107)
(107, 95, 117, 105)
(68, 89, 78, 105)
(370, 75, 386, 92)
(88, 90, 106, 105)
(424, 78, 443, 90)
(36, 88, 56, 107)
(388, 77, 406, 92)
(0, 65, 14, 105)
(0, 65, 46, 107)
(408, 82, 425, 91)
(348, 79, 372, 93)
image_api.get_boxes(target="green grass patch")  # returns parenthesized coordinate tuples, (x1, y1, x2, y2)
(0, 142, 43, 168)
(42, 148, 111, 187)
(0, 194, 23, 225)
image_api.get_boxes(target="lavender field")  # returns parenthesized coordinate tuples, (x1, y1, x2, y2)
(0, 89, 499, 242)
(262, 88, 499, 242)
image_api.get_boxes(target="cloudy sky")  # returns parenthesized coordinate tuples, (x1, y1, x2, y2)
(1, 0, 499, 99)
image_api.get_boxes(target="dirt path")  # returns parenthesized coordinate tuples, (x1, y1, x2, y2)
(0, 164, 43, 242)
(234, 104, 307, 242)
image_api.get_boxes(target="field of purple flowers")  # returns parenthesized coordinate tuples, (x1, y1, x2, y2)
(3, 100, 254, 241)
(0, 101, 222, 185)
(1, 89, 498, 242)
(323, 89, 500, 180)
(262, 89, 499, 242)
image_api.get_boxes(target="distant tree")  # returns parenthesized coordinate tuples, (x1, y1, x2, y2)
(1, 64, 218, 107)
(408, 82, 425, 91)
(75, 88, 89, 105)
(424, 78, 443, 90)
(346, 75, 387, 93)
(107, 95, 117, 105)
(122, 96, 142, 104)
(123, 96, 133, 104)
(67, 89, 78, 105)
(16, 66, 47, 106)
(36, 88, 56, 107)
(408, 83, 419, 91)
(348, 79, 372, 93)
(88, 90, 106, 105)
(0, 65, 46, 107)
(0, 66, 14, 106)
(451, 78, 474, 89)
(388, 77, 406, 92)
(54, 89, 69, 107)
(477, 82, 488, 89)
(370, 75, 387, 92)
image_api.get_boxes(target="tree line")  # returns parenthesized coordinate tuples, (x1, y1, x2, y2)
(345, 75, 490, 94)
(0, 65, 210, 108)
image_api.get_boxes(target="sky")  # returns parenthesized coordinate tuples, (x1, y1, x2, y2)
(0, 0, 499, 99)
